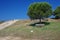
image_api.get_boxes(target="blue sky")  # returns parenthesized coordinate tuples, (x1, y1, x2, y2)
(0, 0, 60, 20)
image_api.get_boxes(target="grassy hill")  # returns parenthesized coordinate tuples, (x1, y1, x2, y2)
(0, 19, 60, 40)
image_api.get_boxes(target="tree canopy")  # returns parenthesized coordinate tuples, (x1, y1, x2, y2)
(54, 6, 60, 18)
(27, 2, 52, 20)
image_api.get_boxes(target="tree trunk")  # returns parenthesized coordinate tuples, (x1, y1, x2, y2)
(39, 12, 41, 24)
(40, 18, 41, 24)
(39, 15, 41, 24)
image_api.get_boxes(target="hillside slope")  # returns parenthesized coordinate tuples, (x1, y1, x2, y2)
(0, 19, 60, 40)
(0, 20, 19, 30)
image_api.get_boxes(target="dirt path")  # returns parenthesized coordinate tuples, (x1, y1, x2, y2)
(0, 36, 21, 40)
(0, 36, 41, 40)
(0, 20, 19, 30)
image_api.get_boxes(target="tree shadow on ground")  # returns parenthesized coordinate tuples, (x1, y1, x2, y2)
(29, 22, 50, 27)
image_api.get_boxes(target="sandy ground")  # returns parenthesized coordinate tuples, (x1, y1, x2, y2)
(0, 36, 42, 40)
(0, 36, 21, 40)
(0, 20, 19, 30)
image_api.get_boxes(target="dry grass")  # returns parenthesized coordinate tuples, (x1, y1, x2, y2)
(0, 19, 60, 40)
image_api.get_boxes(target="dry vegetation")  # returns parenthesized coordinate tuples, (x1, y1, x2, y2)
(0, 19, 60, 40)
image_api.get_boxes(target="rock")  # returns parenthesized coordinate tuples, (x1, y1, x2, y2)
(35, 24, 45, 27)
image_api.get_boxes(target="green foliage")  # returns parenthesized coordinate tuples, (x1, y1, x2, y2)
(54, 6, 60, 18)
(27, 2, 52, 20)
